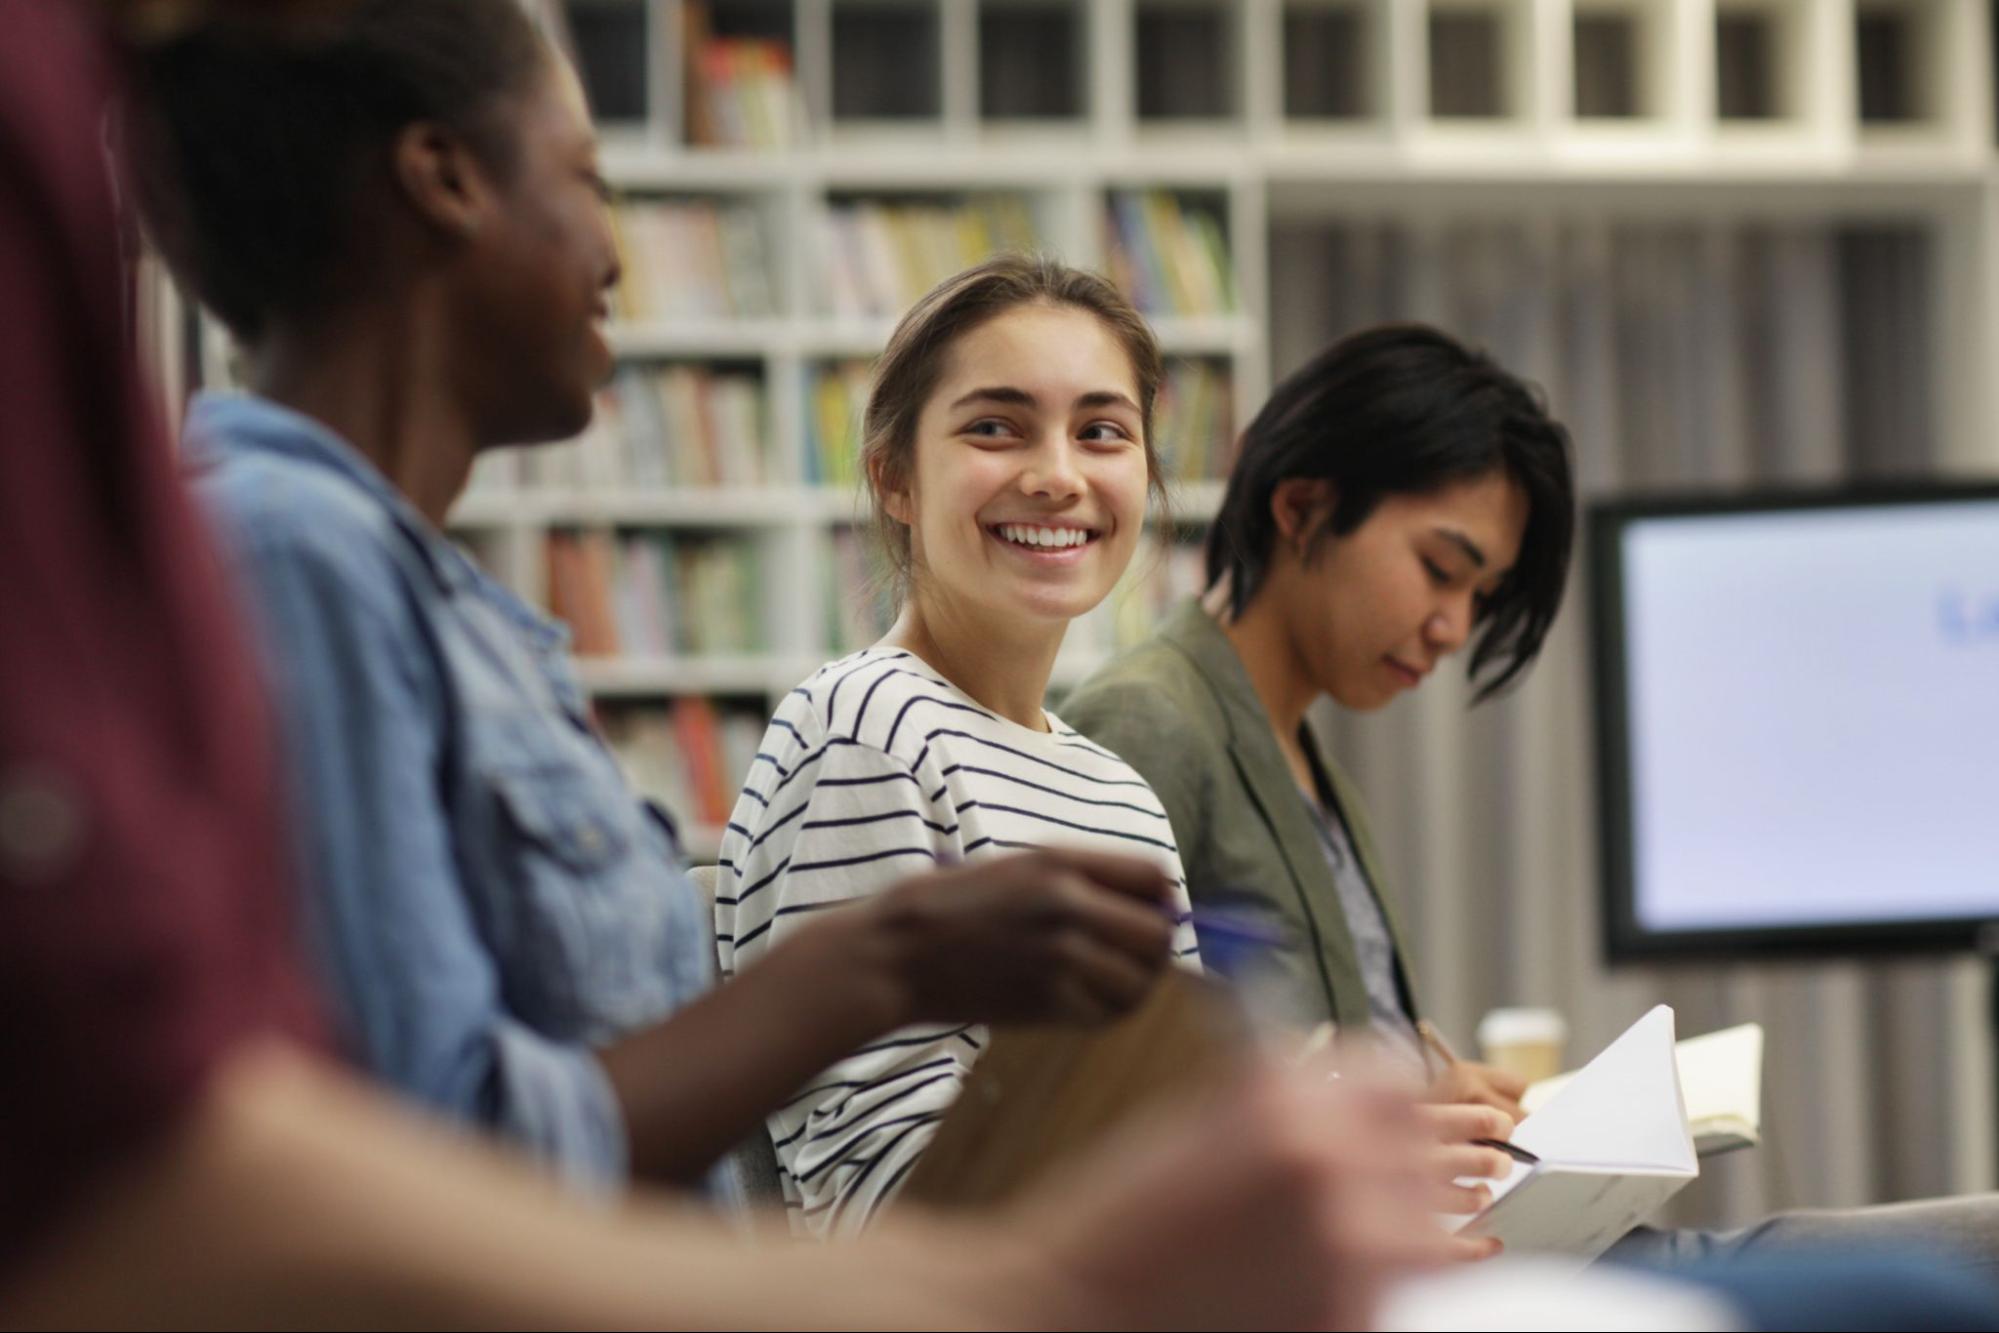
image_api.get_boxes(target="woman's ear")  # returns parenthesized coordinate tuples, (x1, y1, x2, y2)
(1269, 477, 1336, 554)
(868, 450, 914, 526)
(390, 121, 494, 243)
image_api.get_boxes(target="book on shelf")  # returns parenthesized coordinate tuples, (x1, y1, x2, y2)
(546, 529, 766, 658)
(821, 195, 1040, 319)
(599, 698, 768, 833)
(1105, 191, 1235, 317)
(537, 366, 767, 490)
(682, 1, 796, 150)
(1155, 360, 1234, 482)
(611, 197, 773, 320)
(546, 529, 622, 657)
(807, 360, 872, 488)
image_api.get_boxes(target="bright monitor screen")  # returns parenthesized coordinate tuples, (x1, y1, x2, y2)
(1591, 486, 1999, 960)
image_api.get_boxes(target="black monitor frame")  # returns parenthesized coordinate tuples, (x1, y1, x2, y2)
(1591, 481, 1999, 964)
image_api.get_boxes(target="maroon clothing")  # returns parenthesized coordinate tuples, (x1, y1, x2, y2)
(0, 2, 322, 1275)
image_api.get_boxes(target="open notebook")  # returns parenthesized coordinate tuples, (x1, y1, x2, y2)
(1451, 1005, 1699, 1264)
(1522, 1021, 1764, 1157)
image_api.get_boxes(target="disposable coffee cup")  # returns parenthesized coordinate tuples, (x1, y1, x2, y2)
(1476, 1007, 1568, 1085)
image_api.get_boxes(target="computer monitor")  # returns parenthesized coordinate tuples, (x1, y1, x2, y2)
(1591, 484, 1999, 961)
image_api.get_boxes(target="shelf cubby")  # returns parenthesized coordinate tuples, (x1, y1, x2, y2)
(978, 0, 1088, 126)
(1282, 0, 1379, 124)
(1134, 0, 1245, 129)
(1427, 0, 1518, 121)
(829, 0, 944, 128)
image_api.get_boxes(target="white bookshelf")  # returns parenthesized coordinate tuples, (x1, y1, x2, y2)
(159, 0, 1999, 852)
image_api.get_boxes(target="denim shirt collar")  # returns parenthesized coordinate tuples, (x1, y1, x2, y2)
(182, 391, 569, 656)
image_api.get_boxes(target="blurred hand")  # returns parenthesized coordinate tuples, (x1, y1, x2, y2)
(1427, 1059, 1527, 1123)
(1004, 1057, 1498, 1331)
(860, 848, 1178, 1027)
(1413, 1101, 1519, 1215)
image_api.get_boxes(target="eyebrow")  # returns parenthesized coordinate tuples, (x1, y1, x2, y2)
(947, 386, 1142, 414)
(1435, 528, 1488, 569)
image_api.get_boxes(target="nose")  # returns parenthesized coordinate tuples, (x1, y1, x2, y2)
(600, 240, 623, 299)
(1424, 590, 1478, 656)
(1019, 432, 1085, 502)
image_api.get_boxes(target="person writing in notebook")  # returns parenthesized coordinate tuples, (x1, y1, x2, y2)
(1063, 323, 1999, 1272)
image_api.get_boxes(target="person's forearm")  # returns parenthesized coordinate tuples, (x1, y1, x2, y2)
(596, 912, 910, 1185)
(0, 1040, 1048, 1331)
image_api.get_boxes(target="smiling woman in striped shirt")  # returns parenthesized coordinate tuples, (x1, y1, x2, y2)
(716, 256, 1202, 1236)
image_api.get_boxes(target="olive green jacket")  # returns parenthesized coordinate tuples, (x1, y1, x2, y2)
(1062, 599, 1419, 1032)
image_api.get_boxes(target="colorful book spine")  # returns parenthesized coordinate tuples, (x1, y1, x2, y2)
(531, 367, 767, 490)
(1105, 191, 1236, 317)
(1155, 360, 1234, 481)
(613, 198, 773, 320)
(820, 195, 1041, 318)
(807, 361, 871, 489)
(546, 530, 766, 658)
(683, 0, 797, 152)
(600, 699, 768, 835)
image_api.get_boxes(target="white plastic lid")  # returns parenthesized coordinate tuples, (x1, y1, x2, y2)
(1476, 1006, 1568, 1049)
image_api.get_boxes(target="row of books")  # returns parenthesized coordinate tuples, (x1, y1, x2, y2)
(546, 530, 766, 658)
(600, 698, 768, 832)
(806, 360, 871, 488)
(533, 366, 767, 490)
(1155, 360, 1234, 482)
(607, 191, 1239, 326)
(682, 3, 797, 149)
(1106, 191, 1236, 317)
(613, 198, 775, 321)
(820, 195, 1041, 319)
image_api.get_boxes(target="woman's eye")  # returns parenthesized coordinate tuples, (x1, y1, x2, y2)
(1421, 557, 1451, 585)
(963, 418, 1016, 440)
(1079, 422, 1132, 444)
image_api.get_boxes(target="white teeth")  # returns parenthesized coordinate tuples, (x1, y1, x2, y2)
(998, 524, 1090, 549)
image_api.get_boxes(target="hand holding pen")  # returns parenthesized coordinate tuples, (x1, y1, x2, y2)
(1419, 1018, 1528, 1123)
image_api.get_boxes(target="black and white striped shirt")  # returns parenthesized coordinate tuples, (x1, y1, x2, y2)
(713, 648, 1199, 1236)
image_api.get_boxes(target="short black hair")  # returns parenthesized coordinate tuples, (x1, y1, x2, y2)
(122, 0, 548, 343)
(1207, 324, 1576, 702)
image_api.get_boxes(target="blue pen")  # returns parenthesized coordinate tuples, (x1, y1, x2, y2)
(1174, 908, 1287, 948)
(1172, 905, 1289, 980)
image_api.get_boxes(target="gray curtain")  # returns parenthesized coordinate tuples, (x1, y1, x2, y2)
(1268, 215, 1992, 1227)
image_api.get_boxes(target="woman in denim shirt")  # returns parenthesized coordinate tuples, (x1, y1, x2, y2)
(127, 0, 1178, 1193)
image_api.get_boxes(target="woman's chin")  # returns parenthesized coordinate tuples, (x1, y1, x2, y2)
(987, 586, 1107, 633)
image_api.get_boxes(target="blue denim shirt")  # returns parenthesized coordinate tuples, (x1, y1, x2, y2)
(184, 392, 714, 1192)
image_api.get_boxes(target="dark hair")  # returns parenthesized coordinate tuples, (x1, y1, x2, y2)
(1208, 324, 1575, 701)
(121, 0, 548, 343)
(862, 253, 1167, 595)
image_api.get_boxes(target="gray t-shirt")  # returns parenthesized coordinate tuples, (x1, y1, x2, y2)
(1301, 792, 1425, 1071)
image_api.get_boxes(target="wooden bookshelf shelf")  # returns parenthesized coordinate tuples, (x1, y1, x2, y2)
(158, 0, 1999, 847)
